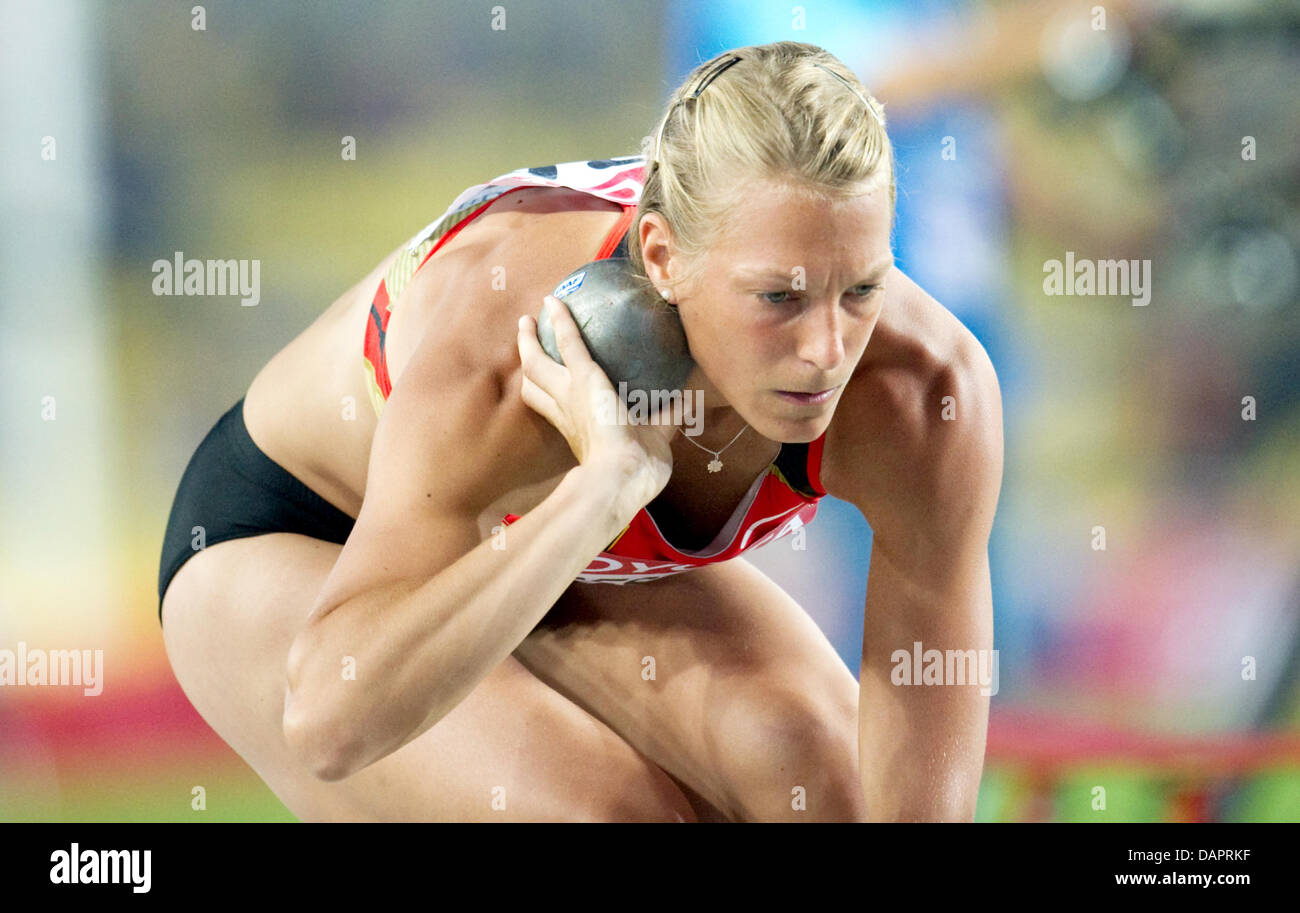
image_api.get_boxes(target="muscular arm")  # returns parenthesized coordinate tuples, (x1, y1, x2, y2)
(281, 333, 637, 781)
(825, 281, 1004, 820)
(281, 208, 647, 782)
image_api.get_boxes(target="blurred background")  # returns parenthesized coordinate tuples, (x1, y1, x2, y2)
(1, 0, 1296, 822)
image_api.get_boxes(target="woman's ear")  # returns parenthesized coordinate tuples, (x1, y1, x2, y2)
(638, 211, 673, 286)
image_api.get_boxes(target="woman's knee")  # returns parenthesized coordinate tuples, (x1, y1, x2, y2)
(712, 684, 864, 821)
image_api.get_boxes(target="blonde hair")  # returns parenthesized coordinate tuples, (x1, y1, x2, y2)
(629, 41, 895, 289)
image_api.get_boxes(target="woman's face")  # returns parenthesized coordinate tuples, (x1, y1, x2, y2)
(642, 176, 894, 443)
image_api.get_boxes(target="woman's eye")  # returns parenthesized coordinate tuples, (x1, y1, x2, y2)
(760, 286, 879, 304)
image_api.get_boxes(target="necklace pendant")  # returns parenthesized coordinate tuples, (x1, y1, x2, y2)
(707, 458, 723, 473)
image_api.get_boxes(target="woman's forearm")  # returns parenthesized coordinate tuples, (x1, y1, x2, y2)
(857, 665, 987, 821)
(285, 456, 642, 780)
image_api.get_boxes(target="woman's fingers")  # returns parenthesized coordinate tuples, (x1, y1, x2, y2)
(516, 295, 653, 471)
(542, 295, 597, 372)
(519, 372, 565, 431)
(516, 312, 566, 391)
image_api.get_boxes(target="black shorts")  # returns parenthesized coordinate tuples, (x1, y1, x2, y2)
(157, 397, 357, 626)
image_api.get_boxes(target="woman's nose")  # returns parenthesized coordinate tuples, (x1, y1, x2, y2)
(796, 302, 846, 372)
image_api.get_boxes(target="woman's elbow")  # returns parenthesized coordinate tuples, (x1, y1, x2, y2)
(282, 630, 366, 782)
(282, 692, 366, 782)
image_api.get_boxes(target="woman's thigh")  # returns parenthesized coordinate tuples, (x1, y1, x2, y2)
(516, 558, 866, 822)
(161, 533, 697, 822)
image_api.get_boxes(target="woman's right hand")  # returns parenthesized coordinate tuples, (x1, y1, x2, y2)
(517, 295, 680, 514)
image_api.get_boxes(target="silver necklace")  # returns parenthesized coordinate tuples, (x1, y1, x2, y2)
(679, 423, 749, 473)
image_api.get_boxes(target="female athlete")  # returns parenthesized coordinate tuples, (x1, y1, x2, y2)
(158, 41, 1003, 822)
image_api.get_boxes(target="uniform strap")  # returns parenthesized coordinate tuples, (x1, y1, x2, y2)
(595, 204, 636, 260)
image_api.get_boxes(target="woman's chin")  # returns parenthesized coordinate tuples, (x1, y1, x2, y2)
(750, 405, 833, 445)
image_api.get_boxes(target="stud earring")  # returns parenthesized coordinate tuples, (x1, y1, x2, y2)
(660, 287, 674, 304)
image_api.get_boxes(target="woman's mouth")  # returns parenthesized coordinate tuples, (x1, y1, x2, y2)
(776, 386, 838, 406)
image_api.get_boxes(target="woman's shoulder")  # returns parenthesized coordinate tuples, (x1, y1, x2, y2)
(820, 269, 1002, 519)
(384, 183, 631, 399)
(395, 151, 643, 295)
(369, 195, 634, 517)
